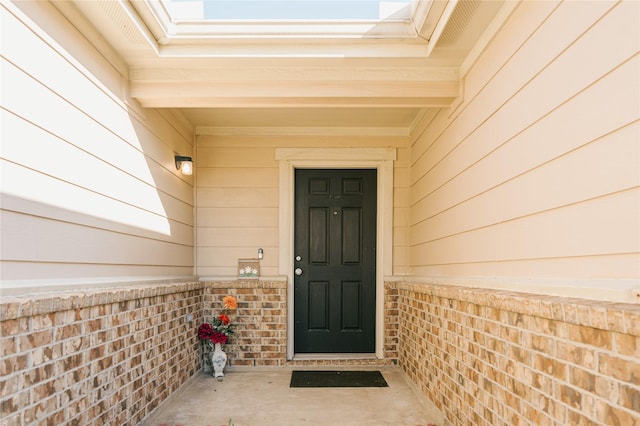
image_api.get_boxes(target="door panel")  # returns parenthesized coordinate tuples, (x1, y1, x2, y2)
(308, 281, 329, 330)
(342, 208, 361, 263)
(309, 208, 329, 263)
(341, 281, 362, 330)
(294, 169, 376, 353)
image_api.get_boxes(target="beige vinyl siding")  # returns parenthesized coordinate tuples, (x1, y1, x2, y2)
(196, 138, 280, 277)
(196, 134, 409, 277)
(408, 1, 639, 292)
(0, 2, 195, 289)
(393, 146, 411, 275)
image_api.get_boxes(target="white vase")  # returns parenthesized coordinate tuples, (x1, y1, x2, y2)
(211, 343, 227, 378)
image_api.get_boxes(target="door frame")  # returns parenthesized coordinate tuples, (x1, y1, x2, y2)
(275, 148, 396, 360)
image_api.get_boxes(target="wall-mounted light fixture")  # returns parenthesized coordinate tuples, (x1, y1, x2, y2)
(175, 155, 193, 175)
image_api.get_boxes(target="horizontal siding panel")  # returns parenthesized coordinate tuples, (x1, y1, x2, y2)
(160, 220, 194, 247)
(393, 207, 408, 227)
(3, 4, 192, 192)
(106, 112, 194, 202)
(197, 248, 255, 267)
(197, 147, 277, 168)
(1, 192, 194, 246)
(411, 0, 627, 185)
(2, 58, 192, 205)
(1, 161, 179, 237)
(409, 253, 639, 281)
(198, 227, 278, 247)
(394, 187, 409, 207)
(411, 60, 639, 220)
(411, 26, 639, 209)
(0, 262, 194, 282)
(197, 188, 279, 208)
(197, 247, 277, 270)
(1, 210, 193, 266)
(2, 4, 195, 284)
(2, 4, 126, 123)
(393, 227, 407, 247)
(3, 3, 193, 166)
(407, 0, 638, 291)
(197, 207, 278, 227)
(2, 12, 151, 155)
(197, 267, 237, 276)
(394, 167, 410, 186)
(393, 247, 409, 273)
(117, 117, 194, 203)
(467, 0, 620, 120)
(2, 111, 189, 220)
(461, 0, 560, 106)
(410, 189, 639, 265)
(197, 167, 277, 188)
(410, 124, 640, 244)
(158, 109, 194, 146)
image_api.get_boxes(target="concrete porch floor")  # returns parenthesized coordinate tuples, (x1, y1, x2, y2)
(142, 367, 444, 426)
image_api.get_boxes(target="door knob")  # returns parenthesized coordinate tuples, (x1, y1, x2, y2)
(294, 268, 303, 276)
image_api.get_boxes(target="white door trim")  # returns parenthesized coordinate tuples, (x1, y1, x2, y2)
(275, 148, 396, 359)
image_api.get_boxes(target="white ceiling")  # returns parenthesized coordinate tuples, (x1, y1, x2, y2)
(52, 0, 508, 133)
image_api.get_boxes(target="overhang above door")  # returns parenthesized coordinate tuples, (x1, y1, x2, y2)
(49, 0, 513, 133)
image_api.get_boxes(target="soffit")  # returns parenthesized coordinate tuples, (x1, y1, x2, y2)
(52, 0, 508, 133)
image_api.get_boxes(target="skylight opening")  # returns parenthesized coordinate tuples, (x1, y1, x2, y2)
(165, 0, 414, 22)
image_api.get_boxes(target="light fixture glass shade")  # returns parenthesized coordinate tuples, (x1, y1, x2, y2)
(180, 160, 193, 175)
(175, 155, 193, 175)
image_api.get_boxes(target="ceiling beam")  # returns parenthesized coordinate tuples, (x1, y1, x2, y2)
(130, 80, 459, 108)
(129, 65, 459, 82)
(133, 96, 456, 109)
(129, 63, 459, 108)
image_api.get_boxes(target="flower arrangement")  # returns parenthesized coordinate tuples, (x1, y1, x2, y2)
(198, 295, 238, 349)
(239, 266, 258, 278)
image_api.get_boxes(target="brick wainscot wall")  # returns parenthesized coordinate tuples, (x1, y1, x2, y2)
(0, 282, 203, 425)
(204, 281, 397, 368)
(0, 280, 396, 425)
(389, 282, 640, 425)
(2, 279, 638, 425)
(204, 281, 288, 367)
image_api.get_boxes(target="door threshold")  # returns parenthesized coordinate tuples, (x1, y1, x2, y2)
(293, 353, 377, 360)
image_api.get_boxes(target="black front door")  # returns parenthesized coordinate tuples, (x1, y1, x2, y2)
(294, 169, 377, 353)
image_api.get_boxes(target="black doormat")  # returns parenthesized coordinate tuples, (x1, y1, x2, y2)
(290, 370, 388, 388)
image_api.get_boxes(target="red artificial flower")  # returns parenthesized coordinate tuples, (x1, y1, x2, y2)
(218, 314, 230, 325)
(211, 332, 228, 344)
(198, 323, 213, 340)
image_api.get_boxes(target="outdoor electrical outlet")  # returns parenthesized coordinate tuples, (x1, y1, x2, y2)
(186, 313, 193, 323)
